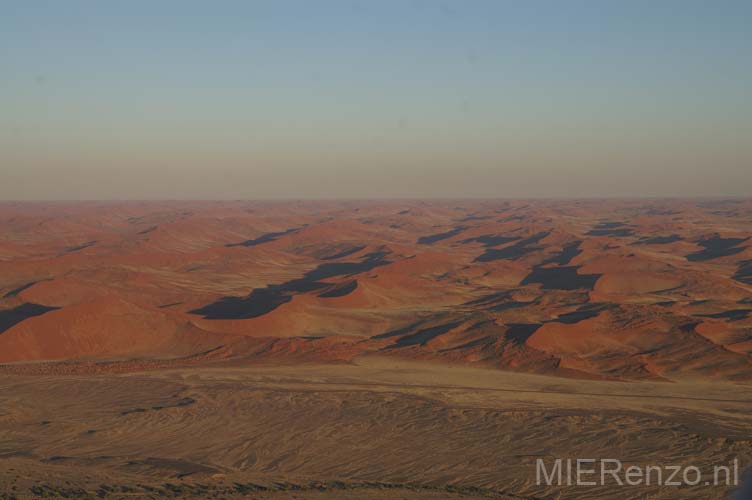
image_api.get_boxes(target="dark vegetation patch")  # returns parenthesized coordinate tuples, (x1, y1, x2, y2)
(138, 226, 158, 235)
(151, 397, 196, 411)
(226, 228, 300, 247)
(122, 397, 196, 416)
(417, 226, 468, 245)
(318, 279, 358, 298)
(27, 480, 526, 499)
(30, 484, 88, 498)
(474, 231, 550, 262)
(521, 266, 600, 290)
(191, 251, 390, 319)
(120, 408, 147, 416)
(686, 236, 749, 261)
(0, 303, 60, 334)
(125, 458, 220, 479)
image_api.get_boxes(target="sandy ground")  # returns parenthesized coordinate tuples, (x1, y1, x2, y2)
(1, 357, 750, 499)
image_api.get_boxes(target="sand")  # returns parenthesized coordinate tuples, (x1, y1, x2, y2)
(1, 358, 750, 499)
(1, 199, 752, 499)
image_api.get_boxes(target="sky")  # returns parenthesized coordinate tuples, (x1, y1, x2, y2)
(1, 0, 751, 199)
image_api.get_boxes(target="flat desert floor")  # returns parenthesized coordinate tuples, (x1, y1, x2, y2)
(2, 358, 750, 499)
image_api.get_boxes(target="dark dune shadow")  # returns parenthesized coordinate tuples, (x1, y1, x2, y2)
(696, 309, 752, 322)
(371, 320, 424, 340)
(319, 280, 358, 298)
(64, 241, 97, 253)
(319, 245, 366, 260)
(543, 241, 582, 266)
(474, 232, 550, 262)
(157, 302, 183, 309)
(521, 266, 600, 290)
(586, 221, 634, 237)
(687, 236, 749, 261)
(458, 214, 493, 222)
(733, 260, 752, 285)
(191, 252, 389, 319)
(0, 303, 60, 334)
(492, 300, 536, 312)
(3, 280, 49, 298)
(386, 321, 463, 348)
(646, 208, 681, 216)
(439, 335, 494, 352)
(636, 235, 682, 245)
(418, 226, 468, 245)
(551, 303, 614, 324)
(463, 291, 512, 307)
(679, 321, 701, 333)
(226, 228, 300, 247)
(505, 323, 541, 344)
(461, 234, 520, 247)
(462, 292, 536, 311)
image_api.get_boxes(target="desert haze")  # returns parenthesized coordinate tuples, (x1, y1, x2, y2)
(0, 199, 751, 499)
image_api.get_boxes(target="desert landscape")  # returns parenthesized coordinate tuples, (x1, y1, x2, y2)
(4, 0, 751, 497)
(1, 199, 751, 499)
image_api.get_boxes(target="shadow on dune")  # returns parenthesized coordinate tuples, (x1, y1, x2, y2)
(226, 228, 300, 247)
(191, 251, 389, 319)
(521, 266, 600, 291)
(0, 303, 60, 334)
(473, 231, 550, 262)
(418, 226, 468, 245)
(686, 236, 749, 262)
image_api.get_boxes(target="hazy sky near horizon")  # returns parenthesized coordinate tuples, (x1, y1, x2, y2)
(2, 0, 751, 199)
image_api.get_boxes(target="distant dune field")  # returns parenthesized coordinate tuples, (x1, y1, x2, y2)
(1, 199, 751, 498)
(1, 199, 751, 381)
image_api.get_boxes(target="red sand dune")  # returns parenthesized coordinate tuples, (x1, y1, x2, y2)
(1, 199, 751, 381)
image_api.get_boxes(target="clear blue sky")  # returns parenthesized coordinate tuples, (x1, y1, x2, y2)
(2, 0, 751, 199)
